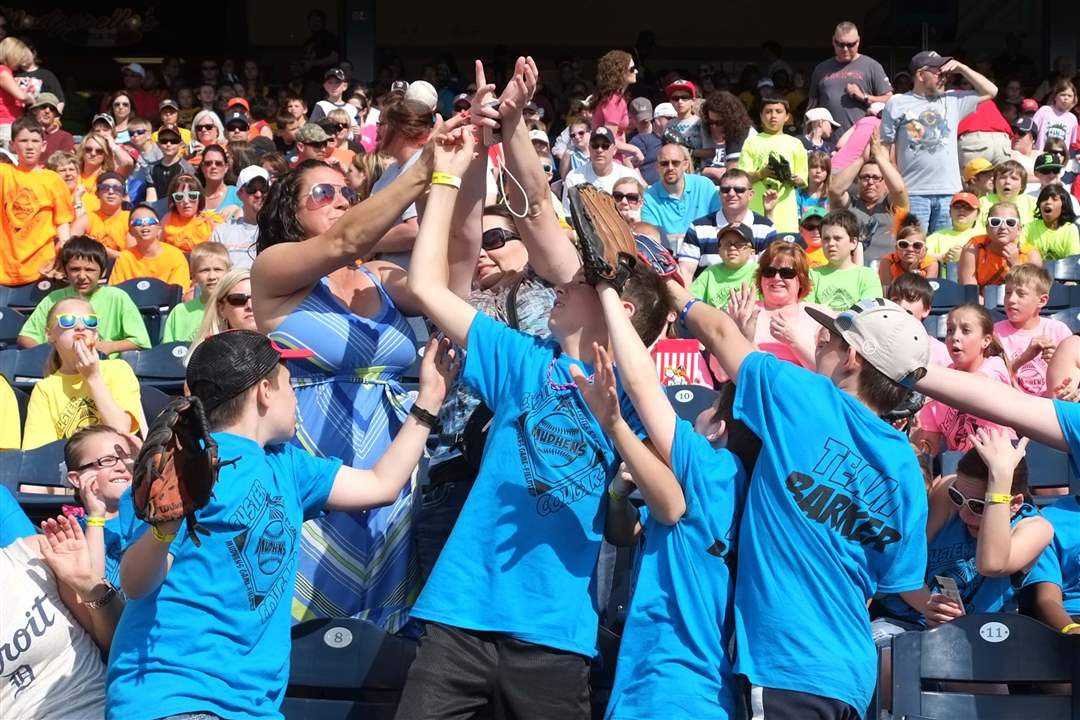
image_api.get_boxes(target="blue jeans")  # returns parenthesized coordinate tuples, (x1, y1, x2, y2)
(908, 194, 953, 234)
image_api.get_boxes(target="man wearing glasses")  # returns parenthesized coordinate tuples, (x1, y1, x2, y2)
(880, 50, 996, 233)
(561, 126, 641, 207)
(211, 166, 269, 269)
(830, 133, 909, 263)
(808, 21, 893, 134)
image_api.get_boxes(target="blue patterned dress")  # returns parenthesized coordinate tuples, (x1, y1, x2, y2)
(269, 268, 419, 632)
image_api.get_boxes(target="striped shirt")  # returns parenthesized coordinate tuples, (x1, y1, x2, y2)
(677, 209, 777, 272)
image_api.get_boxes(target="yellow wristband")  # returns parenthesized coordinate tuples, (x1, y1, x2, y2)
(85, 516, 106, 528)
(1061, 623, 1080, 634)
(151, 526, 176, 543)
(608, 484, 628, 502)
(431, 172, 462, 189)
(984, 492, 1013, 505)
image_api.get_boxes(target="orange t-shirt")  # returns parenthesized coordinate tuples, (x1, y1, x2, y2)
(162, 211, 220, 252)
(108, 243, 191, 289)
(86, 209, 131, 252)
(883, 252, 934, 280)
(329, 146, 356, 168)
(0, 165, 76, 285)
(970, 235, 1036, 287)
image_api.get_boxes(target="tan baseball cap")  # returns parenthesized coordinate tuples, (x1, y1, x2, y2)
(805, 299, 930, 387)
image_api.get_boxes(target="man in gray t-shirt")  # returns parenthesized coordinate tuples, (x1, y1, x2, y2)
(880, 50, 996, 233)
(808, 21, 893, 134)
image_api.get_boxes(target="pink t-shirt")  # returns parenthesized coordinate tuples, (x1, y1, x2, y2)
(928, 336, 952, 368)
(994, 317, 1072, 397)
(918, 355, 1017, 451)
(1033, 104, 1079, 152)
(592, 96, 629, 145)
(832, 116, 881, 173)
(0, 65, 20, 123)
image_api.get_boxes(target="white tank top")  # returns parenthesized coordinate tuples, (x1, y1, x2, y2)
(0, 537, 107, 719)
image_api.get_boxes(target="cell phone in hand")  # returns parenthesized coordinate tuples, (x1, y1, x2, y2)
(934, 575, 965, 612)
(482, 101, 502, 146)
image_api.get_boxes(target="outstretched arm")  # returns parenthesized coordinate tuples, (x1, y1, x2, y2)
(666, 277, 756, 382)
(870, 132, 909, 210)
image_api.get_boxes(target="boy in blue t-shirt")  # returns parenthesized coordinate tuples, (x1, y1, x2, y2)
(395, 109, 670, 717)
(672, 282, 931, 718)
(572, 281, 757, 720)
(106, 330, 458, 720)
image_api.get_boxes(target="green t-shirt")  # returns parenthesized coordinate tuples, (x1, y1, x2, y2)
(737, 131, 808, 234)
(18, 286, 151, 354)
(1024, 220, 1080, 262)
(161, 297, 206, 344)
(690, 261, 758, 310)
(808, 264, 883, 311)
(926, 226, 980, 262)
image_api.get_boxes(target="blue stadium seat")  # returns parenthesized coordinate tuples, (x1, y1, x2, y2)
(1027, 441, 1073, 490)
(938, 450, 964, 477)
(10, 383, 28, 431)
(986, 283, 1075, 312)
(890, 613, 1080, 720)
(0, 278, 67, 312)
(923, 309, 1005, 340)
(927, 279, 975, 313)
(140, 384, 174, 425)
(664, 384, 718, 422)
(1049, 307, 1080, 334)
(120, 342, 188, 392)
(4, 344, 53, 390)
(0, 305, 25, 350)
(114, 277, 183, 344)
(281, 618, 416, 720)
(0, 439, 72, 525)
(1047, 255, 1080, 283)
(941, 262, 961, 283)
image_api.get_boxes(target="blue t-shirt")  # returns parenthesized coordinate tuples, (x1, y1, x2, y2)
(606, 420, 747, 720)
(411, 312, 643, 657)
(0, 486, 35, 547)
(641, 174, 721, 238)
(880, 504, 1039, 624)
(1025, 495, 1080, 613)
(106, 433, 340, 720)
(213, 185, 242, 213)
(630, 132, 663, 185)
(732, 352, 928, 711)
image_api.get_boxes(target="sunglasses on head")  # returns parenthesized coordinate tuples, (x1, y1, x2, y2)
(897, 240, 925, 251)
(222, 292, 251, 307)
(172, 190, 200, 202)
(482, 227, 521, 251)
(98, 183, 124, 195)
(74, 453, 133, 473)
(719, 185, 749, 195)
(130, 216, 159, 227)
(52, 313, 99, 330)
(196, 124, 216, 132)
(947, 481, 989, 515)
(307, 183, 357, 207)
(612, 190, 641, 203)
(761, 266, 798, 279)
(987, 216, 1020, 228)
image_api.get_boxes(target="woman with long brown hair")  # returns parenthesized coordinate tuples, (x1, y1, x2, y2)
(591, 49, 644, 165)
(701, 90, 754, 183)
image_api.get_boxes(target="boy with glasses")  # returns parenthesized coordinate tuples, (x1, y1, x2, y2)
(737, 92, 808, 232)
(142, 127, 195, 204)
(689, 223, 759, 309)
(108, 204, 191, 289)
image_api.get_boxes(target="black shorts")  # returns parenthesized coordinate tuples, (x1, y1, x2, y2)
(739, 678, 862, 720)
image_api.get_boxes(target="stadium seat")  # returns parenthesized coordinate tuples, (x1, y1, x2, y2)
(922, 309, 1005, 340)
(1049, 307, 1080, 334)
(1027, 441, 1073, 490)
(890, 613, 1080, 720)
(664, 383, 718, 422)
(927, 279, 976, 313)
(0, 278, 67, 313)
(0, 439, 71, 525)
(0, 305, 25, 350)
(938, 450, 964, 477)
(1047, 255, 1080, 283)
(2, 344, 53, 390)
(140, 384, 174, 424)
(11, 383, 28, 430)
(121, 342, 189, 392)
(281, 617, 416, 720)
(986, 283, 1075, 312)
(114, 277, 183, 344)
(941, 262, 961, 283)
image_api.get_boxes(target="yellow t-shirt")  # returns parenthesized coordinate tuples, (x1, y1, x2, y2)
(0, 374, 20, 450)
(21, 359, 142, 449)
(737, 131, 808, 233)
(926, 226, 981, 261)
(108, 243, 192, 290)
(86, 208, 131, 252)
(0, 165, 76, 285)
(979, 193, 1037, 226)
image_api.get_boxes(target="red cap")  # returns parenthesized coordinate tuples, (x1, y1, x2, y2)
(664, 79, 698, 99)
(1021, 98, 1039, 113)
(227, 97, 251, 113)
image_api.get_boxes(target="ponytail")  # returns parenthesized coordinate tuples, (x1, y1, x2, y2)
(949, 302, 1010, 375)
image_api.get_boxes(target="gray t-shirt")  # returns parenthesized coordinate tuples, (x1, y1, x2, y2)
(809, 55, 892, 133)
(880, 91, 981, 196)
(848, 195, 894, 264)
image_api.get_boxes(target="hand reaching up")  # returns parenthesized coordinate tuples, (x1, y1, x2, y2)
(417, 336, 461, 409)
(571, 342, 622, 432)
(39, 515, 98, 597)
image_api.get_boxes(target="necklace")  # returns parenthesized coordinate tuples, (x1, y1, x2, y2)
(547, 351, 593, 391)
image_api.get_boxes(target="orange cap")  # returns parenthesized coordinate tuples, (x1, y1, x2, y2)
(951, 192, 979, 208)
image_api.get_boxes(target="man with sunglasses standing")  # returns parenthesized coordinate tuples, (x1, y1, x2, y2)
(641, 144, 719, 253)
(211, 166, 268, 269)
(881, 51, 997, 234)
(561, 127, 641, 207)
(809, 21, 893, 135)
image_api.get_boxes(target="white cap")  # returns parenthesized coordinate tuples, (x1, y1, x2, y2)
(236, 165, 270, 188)
(528, 129, 550, 146)
(122, 63, 146, 77)
(868, 101, 886, 116)
(806, 299, 930, 387)
(653, 102, 677, 119)
(804, 107, 840, 127)
(404, 80, 438, 112)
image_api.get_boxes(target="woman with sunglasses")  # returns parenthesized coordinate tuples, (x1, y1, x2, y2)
(75, 135, 115, 215)
(959, 201, 1042, 292)
(22, 297, 143, 450)
(591, 50, 645, 166)
(196, 144, 241, 219)
(873, 428, 1050, 638)
(162, 174, 223, 252)
(612, 176, 645, 223)
(187, 268, 256, 359)
(108, 90, 134, 144)
(188, 109, 224, 165)
(877, 215, 939, 289)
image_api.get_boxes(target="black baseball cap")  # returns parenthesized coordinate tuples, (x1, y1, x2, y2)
(1034, 152, 1063, 173)
(157, 126, 182, 142)
(186, 330, 313, 412)
(910, 50, 952, 73)
(224, 110, 250, 128)
(324, 67, 346, 83)
(717, 223, 755, 245)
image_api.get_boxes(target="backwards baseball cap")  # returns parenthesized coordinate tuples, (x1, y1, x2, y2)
(237, 165, 270, 188)
(187, 330, 314, 412)
(92, 113, 115, 128)
(159, 98, 179, 111)
(717, 223, 755, 245)
(296, 123, 330, 144)
(452, 93, 471, 110)
(404, 80, 438, 112)
(665, 79, 697, 98)
(629, 97, 653, 121)
(804, 107, 840, 127)
(950, 192, 979, 208)
(1034, 152, 1063, 173)
(30, 93, 62, 114)
(909, 50, 952, 73)
(962, 157, 994, 182)
(528, 129, 550, 146)
(653, 102, 677, 120)
(805, 299, 930, 387)
(591, 126, 616, 146)
(1013, 116, 1036, 137)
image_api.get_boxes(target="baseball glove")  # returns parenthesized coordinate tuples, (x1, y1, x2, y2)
(766, 153, 794, 186)
(567, 184, 639, 293)
(132, 395, 222, 546)
(634, 233, 682, 285)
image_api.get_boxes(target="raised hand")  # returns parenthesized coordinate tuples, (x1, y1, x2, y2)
(39, 515, 98, 596)
(924, 592, 965, 627)
(571, 342, 622, 432)
(432, 115, 477, 178)
(970, 427, 1028, 487)
(417, 336, 460, 407)
(726, 283, 760, 340)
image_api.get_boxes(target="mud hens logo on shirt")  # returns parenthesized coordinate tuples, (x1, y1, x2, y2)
(516, 392, 607, 516)
(9, 187, 44, 227)
(226, 485, 297, 622)
(784, 437, 903, 552)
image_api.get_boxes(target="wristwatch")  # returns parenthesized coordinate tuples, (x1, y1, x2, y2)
(83, 579, 119, 609)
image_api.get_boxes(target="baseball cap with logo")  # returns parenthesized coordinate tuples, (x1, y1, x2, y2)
(653, 103, 677, 120)
(629, 97, 653, 121)
(186, 330, 314, 412)
(591, 126, 616, 146)
(224, 110, 250, 129)
(159, 98, 179, 112)
(1013, 117, 1036, 137)
(1034, 152, 1064, 173)
(296, 123, 331, 144)
(909, 50, 952, 73)
(805, 299, 930, 387)
(92, 113, 115, 128)
(962, 157, 994, 182)
(324, 67, 347, 83)
(800, 206, 828, 224)
(665, 79, 698, 99)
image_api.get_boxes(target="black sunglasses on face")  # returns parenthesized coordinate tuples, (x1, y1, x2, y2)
(243, 179, 270, 194)
(761, 266, 798, 279)
(222, 293, 252, 307)
(612, 191, 641, 203)
(482, 227, 521, 251)
(834, 40, 858, 49)
(329, 123, 348, 132)
(590, 142, 612, 151)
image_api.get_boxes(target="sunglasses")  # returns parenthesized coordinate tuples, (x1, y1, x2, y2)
(987, 216, 1020, 229)
(130, 216, 159, 227)
(802, 220, 823, 231)
(719, 185, 749, 195)
(329, 123, 348, 132)
(897, 240, 925, 251)
(172, 191, 201, 202)
(84, 147, 105, 157)
(202, 159, 227, 168)
(243, 179, 270, 194)
(196, 124, 217, 132)
(98, 183, 124, 195)
(947, 481, 989, 515)
(306, 140, 330, 149)
(670, 95, 692, 102)
(159, 138, 181, 146)
(130, 128, 148, 136)
(75, 454, 133, 472)
(657, 160, 682, 168)
(113, 101, 131, 107)
(223, 292, 252, 307)
(833, 40, 858, 49)
(720, 238, 753, 249)
(590, 142, 612, 150)
(226, 124, 248, 132)
(761, 266, 798, 279)
(571, 130, 589, 137)
(52, 313, 99, 330)
(307, 183, 357, 207)
(612, 191, 641, 203)
(482, 227, 521, 251)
